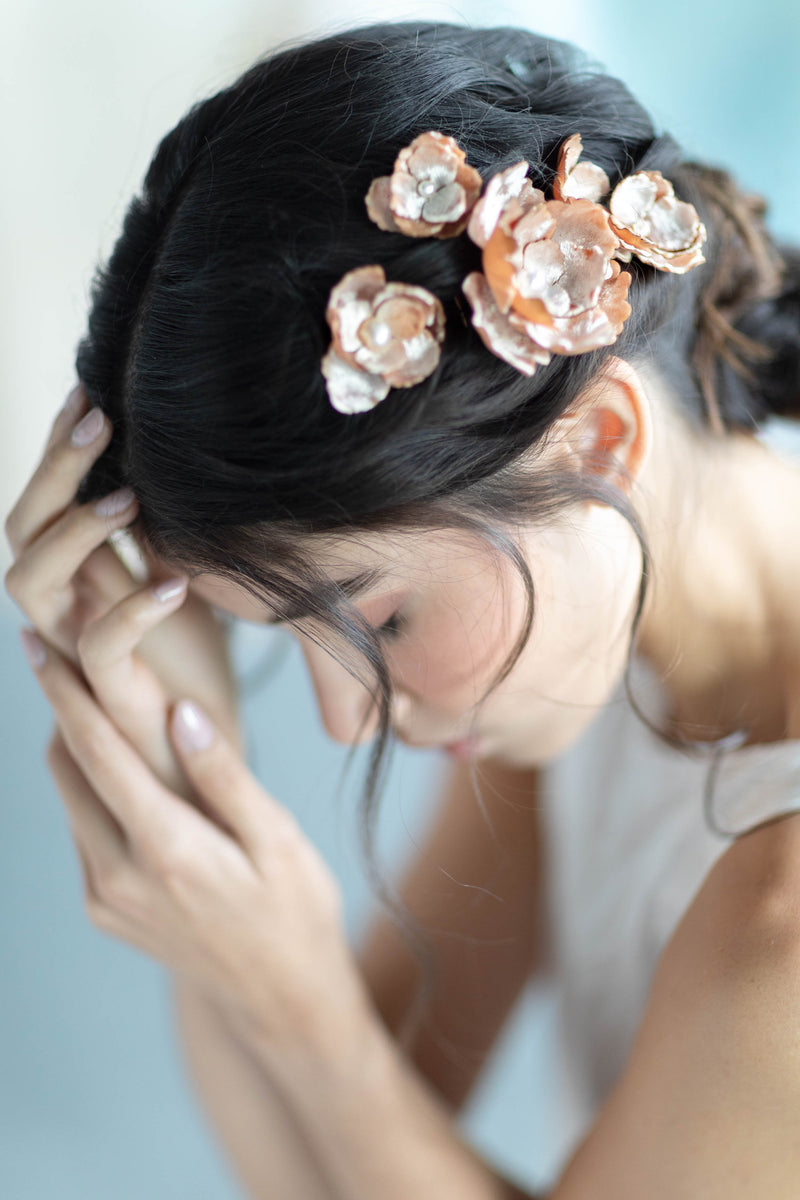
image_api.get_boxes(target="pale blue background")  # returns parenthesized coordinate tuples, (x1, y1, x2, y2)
(2, 2, 798, 1196)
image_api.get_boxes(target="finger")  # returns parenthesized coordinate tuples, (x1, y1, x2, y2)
(75, 539, 149, 611)
(170, 699, 290, 860)
(21, 629, 205, 859)
(46, 726, 129, 894)
(4, 395, 113, 558)
(43, 383, 89, 456)
(77, 576, 192, 794)
(5, 488, 139, 630)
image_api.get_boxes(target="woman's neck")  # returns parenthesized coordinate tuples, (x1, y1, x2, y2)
(635, 420, 800, 748)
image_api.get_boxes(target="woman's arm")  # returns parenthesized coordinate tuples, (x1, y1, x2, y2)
(170, 755, 547, 1198)
(227, 808, 800, 1200)
(552, 810, 800, 1198)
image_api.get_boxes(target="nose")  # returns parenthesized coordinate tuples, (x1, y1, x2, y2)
(298, 634, 400, 746)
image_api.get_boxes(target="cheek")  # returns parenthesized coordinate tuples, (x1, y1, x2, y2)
(390, 578, 522, 713)
(523, 508, 644, 705)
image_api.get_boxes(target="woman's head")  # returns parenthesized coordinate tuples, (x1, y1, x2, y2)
(74, 21, 800, 781)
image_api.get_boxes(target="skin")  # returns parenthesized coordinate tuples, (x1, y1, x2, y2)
(7, 365, 800, 1198)
(186, 356, 800, 765)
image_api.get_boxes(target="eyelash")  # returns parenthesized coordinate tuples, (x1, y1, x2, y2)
(375, 610, 407, 641)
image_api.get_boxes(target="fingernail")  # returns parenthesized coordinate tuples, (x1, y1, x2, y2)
(71, 407, 105, 447)
(173, 700, 214, 753)
(95, 487, 137, 518)
(20, 628, 46, 670)
(151, 577, 188, 603)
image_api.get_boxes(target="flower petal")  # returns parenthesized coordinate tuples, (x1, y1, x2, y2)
(364, 177, 402, 233)
(467, 162, 540, 248)
(363, 131, 483, 239)
(422, 181, 466, 224)
(320, 350, 390, 414)
(553, 133, 610, 203)
(517, 260, 632, 355)
(463, 272, 552, 376)
(321, 267, 445, 411)
(609, 170, 707, 274)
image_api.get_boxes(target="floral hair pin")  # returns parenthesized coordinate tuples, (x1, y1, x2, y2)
(320, 130, 707, 411)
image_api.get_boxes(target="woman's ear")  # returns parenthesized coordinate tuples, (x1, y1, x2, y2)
(553, 356, 652, 495)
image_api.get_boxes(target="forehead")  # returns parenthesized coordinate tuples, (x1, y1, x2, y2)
(182, 526, 504, 623)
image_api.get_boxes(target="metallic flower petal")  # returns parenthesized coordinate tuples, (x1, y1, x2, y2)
(609, 170, 707, 274)
(422, 181, 466, 224)
(320, 350, 390, 414)
(463, 271, 552, 376)
(553, 133, 610, 203)
(515, 260, 632, 355)
(364, 177, 402, 233)
(363, 131, 483, 239)
(466, 162, 542, 248)
(322, 266, 445, 412)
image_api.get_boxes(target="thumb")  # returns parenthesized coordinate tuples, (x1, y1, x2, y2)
(170, 699, 277, 856)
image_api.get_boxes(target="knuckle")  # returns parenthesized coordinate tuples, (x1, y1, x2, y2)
(46, 730, 66, 768)
(147, 832, 198, 890)
(3, 559, 23, 602)
(84, 894, 119, 933)
(75, 622, 103, 672)
(45, 439, 74, 476)
(3, 506, 20, 547)
(74, 724, 110, 775)
(94, 864, 145, 918)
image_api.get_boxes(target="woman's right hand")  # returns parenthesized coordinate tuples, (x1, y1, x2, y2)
(3, 382, 244, 797)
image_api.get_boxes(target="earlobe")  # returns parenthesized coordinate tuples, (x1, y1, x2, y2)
(557, 356, 652, 494)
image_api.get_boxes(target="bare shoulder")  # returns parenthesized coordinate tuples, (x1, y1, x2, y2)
(658, 809, 800, 995)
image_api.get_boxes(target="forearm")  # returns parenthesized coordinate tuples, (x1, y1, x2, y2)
(171, 974, 335, 1199)
(242, 1006, 537, 1200)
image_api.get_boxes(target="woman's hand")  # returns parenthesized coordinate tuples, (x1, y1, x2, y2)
(3, 382, 244, 797)
(18, 623, 368, 1062)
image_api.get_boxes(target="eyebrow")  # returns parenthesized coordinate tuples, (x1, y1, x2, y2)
(263, 567, 385, 624)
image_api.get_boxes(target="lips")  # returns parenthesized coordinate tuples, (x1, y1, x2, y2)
(442, 736, 480, 759)
(393, 729, 485, 758)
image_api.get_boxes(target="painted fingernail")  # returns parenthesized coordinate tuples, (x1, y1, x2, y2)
(20, 628, 46, 670)
(173, 700, 215, 753)
(95, 487, 137, 518)
(151, 577, 188, 603)
(71, 407, 105, 447)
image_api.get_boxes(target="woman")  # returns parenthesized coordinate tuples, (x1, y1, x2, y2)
(5, 20, 800, 1197)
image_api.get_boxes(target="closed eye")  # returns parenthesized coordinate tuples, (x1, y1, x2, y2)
(375, 610, 407, 641)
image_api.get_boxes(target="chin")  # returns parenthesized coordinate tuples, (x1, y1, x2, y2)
(493, 711, 605, 768)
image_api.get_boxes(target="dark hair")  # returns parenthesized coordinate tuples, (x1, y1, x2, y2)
(74, 21, 800, 1049)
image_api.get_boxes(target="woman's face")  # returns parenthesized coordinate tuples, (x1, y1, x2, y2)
(185, 497, 644, 768)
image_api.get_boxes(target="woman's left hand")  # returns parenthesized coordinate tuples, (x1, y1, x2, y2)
(19, 621, 370, 1062)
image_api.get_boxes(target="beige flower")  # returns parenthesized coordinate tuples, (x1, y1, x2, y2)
(609, 170, 707, 273)
(463, 161, 632, 364)
(365, 131, 483, 238)
(553, 133, 610, 203)
(321, 265, 445, 414)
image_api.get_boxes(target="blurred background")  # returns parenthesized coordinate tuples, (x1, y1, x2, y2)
(2, 1, 798, 1196)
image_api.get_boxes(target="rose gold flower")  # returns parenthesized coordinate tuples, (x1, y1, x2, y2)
(609, 170, 707, 273)
(464, 161, 632, 362)
(553, 133, 610, 203)
(321, 265, 445, 414)
(365, 131, 483, 238)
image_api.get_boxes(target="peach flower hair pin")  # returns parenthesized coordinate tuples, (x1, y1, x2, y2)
(320, 130, 706, 412)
